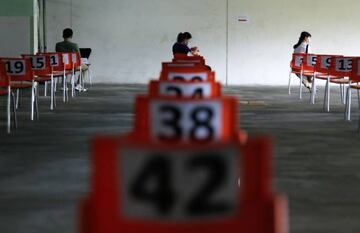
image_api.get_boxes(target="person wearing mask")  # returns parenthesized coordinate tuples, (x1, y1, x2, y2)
(56, 28, 88, 92)
(293, 31, 312, 90)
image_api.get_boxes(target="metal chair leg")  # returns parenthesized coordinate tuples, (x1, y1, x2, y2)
(50, 76, 54, 110)
(323, 79, 329, 111)
(44, 81, 48, 97)
(326, 79, 331, 112)
(310, 76, 316, 104)
(346, 87, 352, 121)
(299, 72, 303, 100)
(16, 89, 20, 109)
(11, 91, 18, 129)
(35, 83, 39, 120)
(340, 84, 344, 105)
(31, 81, 35, 121)
(7, 87, 11, 133)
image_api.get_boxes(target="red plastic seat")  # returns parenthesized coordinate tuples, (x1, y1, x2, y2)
(0, 61, 17, 133)
(0, 57, 38, 121)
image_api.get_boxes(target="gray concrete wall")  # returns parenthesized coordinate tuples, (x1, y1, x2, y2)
(46, 0, 360, 85)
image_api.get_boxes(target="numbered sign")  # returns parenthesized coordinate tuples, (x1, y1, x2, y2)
(335, 57, 353, 72)
(315, 55, 332, 73)
(134, 96, 238, 143)
(160, 68, 215, 82)
(49, 54, 60, 66)
(303, 54, 317, 71)
(72, 52, 81, 67)
(62, 53, 72, 70)
(4, 59, 26, 75)
(149, 80, 221, 98)
(22, 54, 48, 70)
(291, 53, 304, 70)
(79, 136, 288, 233)
(121, 144, 239, 220)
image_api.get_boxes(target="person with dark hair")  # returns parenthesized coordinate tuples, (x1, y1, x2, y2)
(293, 31, 312, 90)
(56, 28, 88, 92)
(172, 32, 199, 55)
(293, 31, 312, 54)
(56, 28, 80, 53)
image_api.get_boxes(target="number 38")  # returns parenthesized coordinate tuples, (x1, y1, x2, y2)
(151, 102, 221, 143)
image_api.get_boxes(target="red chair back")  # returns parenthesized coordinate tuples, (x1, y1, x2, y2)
(38, 52, 66, 73)
(61, 53, 73, 70)
(290, 53, 305, 71)
(173, 54, 205, 65)
(0, 61, 9, 87)
(21, 54, 51, 77)
(350, 58, 360, 83)
(329, 56, 354, 77)
(71, 52, 81, 68)
(302, 54, 317, 72)
(160, 67, 215, 82)
(0, 58, 33, 82)
(314, 55, 333, 74)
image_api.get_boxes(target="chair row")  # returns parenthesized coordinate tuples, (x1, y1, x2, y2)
(289, 53, 360, 131)
(0, 52, 92, 133)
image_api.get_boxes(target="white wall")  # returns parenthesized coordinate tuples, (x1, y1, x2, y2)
(46, 0, 360, 85)
(0, 17, 31, 57)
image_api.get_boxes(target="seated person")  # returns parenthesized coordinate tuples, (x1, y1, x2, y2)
(56, 28, 88, 92)
(293, 31, 312, 91)
(172, 32, 199, 56)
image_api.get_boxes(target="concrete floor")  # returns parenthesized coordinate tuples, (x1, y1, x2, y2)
(0, 84, 360, 233)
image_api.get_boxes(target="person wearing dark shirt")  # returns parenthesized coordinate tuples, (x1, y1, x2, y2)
(56, 28, 88, 92)
(172, 32, 199, 55)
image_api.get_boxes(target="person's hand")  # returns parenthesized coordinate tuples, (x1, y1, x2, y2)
(191, 47, 200, 56)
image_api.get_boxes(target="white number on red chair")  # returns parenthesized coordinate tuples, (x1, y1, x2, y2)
(120, 146, 239, 220)
(151, 100, 222, 143)
(159, 82, 211, 98)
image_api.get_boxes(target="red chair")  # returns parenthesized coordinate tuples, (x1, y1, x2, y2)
(173, 54, 206, 65)
(40, 52, 73, 102)
(0, 57, 38, 120)
(162, 62, 203, 70)
(160, 67, 215, 82)
(0, 61, 17, 133)
(344, 57, 360, 122)
(22, 54, 58, 111)
(288, 53, 312, 99)
(310, 55, 341, 104)
(324, 56, 354, 112)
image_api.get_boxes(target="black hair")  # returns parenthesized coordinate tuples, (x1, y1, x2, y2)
(177, 32, 192, 43)
(63, 28, 73, 39)
(293, 31, 311, 49)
